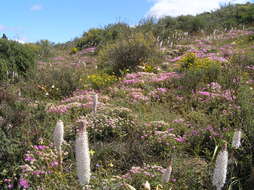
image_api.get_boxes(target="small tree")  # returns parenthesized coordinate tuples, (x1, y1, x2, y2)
(98, 32, 161, 76)
(2, 33, 7, 40)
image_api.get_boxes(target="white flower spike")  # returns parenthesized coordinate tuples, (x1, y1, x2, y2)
(143, 181, 151, 190)
(212, 143, 228, 190)
(53, 120, 64, 151)
(75, 120, 91, 186)
(162, 159, 173, 184)
(93, 94, 98, 113)
(232, 129, 242, 149)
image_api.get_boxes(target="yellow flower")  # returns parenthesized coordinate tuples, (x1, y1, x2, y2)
(89, 150, 95, 156)
(108, 162, 114, 167)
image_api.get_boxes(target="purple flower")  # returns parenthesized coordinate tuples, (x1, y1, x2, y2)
(33, 145, 47, 150)
(19, 178, 29, 189)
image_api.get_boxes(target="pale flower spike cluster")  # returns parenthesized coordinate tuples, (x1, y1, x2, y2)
(162, 159, 173, 184)
(212, 143, 228, 190)
(142, 181, 151, 190)
(53, 120, 64, 151)
(232, 129, 242, 149)
(51, 101, 242, 189)
(93, 94, 98, 113)
(52, 119, 91, 187)
(75, 120, 91, 186)
(53, 120, 64, 171)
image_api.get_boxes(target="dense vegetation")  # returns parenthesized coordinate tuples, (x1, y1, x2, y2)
(1, 2, 254, 190)
(0, 38, 35, 81)
(75, 3, 254, 50)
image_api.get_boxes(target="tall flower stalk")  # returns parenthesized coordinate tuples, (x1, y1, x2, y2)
(142, 181, 151, 190)
(212, 143, 228, 190)
(75, 120, 91, 186)
(53, 120, 64, 171)
(232, 129, 242, 149)
(162, 159, 173, 184)
(93, 94, 98, 114)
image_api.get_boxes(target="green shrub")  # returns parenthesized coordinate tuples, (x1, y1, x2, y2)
(76, 23, 130, 50)
(0, 39, 35, 81)
(76, 28, 105, 49)
(22, 67, 84, 100)
(36, 40, 54, 59)
(98, 32, 161, 75)
(87, 106, 136, 142)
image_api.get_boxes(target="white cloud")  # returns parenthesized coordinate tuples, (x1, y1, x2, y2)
(147, 0, 251, 18)
(31, 4, 43, 11)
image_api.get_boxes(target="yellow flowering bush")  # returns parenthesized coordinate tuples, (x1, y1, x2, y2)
(87, 73, 118, 89)
(70, 47, 78, 54)
(180, 52, 219, 71)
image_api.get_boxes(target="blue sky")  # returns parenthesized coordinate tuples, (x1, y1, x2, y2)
(0, 0, 252, 43)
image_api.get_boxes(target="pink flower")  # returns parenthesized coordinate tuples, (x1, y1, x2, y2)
(198, 91, 211, 96)
(8, 184, 13, 189)
(19, 178, 29, 189)
(32, 170, 46, 175)
(173, 118, 185, 123)
(175, 136, 185, 143)
(50, 161, 59, 167)
(4, 179, 11, 183)
(24, 154, 35, 162)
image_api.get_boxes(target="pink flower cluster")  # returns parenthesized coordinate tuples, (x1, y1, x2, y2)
(142, 120, 186, 143)
(129, 91, 149, 101)
(3, 178, 14, 189)
(121, 164, 166, 179)
(168, 56, 182, 62)
(122, 72, 181, 85)
(47, 102, 93, 113)
(151, 72, 181, 82)
(47, 89, 108, 113)
(18, 141, 61, 189)
(122, 72, 155, 85)
(149, 88, 168, 99)
(198, 90, 235, 101)
(51, 56, 65, 61)
(78, 47, 96, 55)
(197, 82, 235, 101)
(19, 178, 29, 189)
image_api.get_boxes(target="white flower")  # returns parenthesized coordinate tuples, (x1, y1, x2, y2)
(142, 181, 151, 190)
(75, 122, 91, 186)
(232, 129, 242, 149)
(93, 94, 98, 113)
(212, 143, 228, 190)
(53, 120, 64, 151)
(162, 160, 173, 184)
